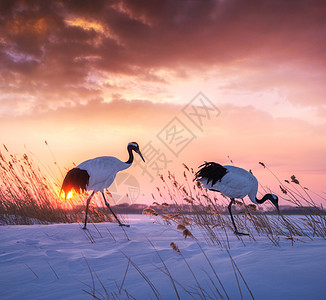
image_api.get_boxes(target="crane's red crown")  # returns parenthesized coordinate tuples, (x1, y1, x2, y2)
(128, 142, 139, 148)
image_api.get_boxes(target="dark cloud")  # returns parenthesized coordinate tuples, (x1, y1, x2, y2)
(1, 0, 326, 114)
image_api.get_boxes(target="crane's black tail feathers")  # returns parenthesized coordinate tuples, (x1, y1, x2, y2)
(194, 162, 227, 186)
(60, 168, 90, 199)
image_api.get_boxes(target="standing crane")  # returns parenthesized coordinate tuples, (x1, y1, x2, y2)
(61, 142, 145, 229)
(195, 162, 279, 235)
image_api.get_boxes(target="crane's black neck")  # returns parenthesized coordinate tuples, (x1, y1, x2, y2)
(125, 146, 134, 164)
(256, 194, 272, 204)
(256, 194, 279, 211)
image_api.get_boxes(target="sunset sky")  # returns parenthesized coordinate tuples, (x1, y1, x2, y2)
(1, 0, 325, 205)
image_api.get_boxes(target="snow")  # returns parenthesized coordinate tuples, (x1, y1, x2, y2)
(1, 215, 326, 299)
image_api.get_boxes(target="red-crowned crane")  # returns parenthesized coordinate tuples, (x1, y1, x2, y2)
(195, 162, 279, 235)
(61, 142, 145, 229)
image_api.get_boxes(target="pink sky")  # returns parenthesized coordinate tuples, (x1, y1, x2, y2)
(1, 0, 325, 205)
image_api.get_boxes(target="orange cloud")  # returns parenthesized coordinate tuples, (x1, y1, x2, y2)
(1, 0, 326, 116)
(65, 18, 104, 33)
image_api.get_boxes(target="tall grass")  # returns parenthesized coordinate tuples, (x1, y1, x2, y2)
(1, 142, 325, 242)
(0, 145, 108, 225)
(149, 163, 326, 247)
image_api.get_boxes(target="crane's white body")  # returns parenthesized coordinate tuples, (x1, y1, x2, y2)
(61, 142, 144, 228)
(196, 162, 279, 235)
(197, 165, 259, 204)
(77, 156, 130, 193)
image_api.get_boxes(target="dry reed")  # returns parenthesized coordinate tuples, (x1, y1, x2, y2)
(0, 145, 113, 225)
(152, 162, 325, 247)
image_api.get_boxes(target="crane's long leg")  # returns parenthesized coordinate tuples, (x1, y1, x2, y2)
(83, 191, 95, 229)
(228, 198, 249, 236)
(102, 192, 130, 227)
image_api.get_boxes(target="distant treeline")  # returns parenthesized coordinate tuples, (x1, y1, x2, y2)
(89, 203, 325, 215)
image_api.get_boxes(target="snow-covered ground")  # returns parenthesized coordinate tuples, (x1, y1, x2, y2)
(1, 215, 325, 299)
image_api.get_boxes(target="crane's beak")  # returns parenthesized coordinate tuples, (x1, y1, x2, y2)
(137, 150, 145, 162)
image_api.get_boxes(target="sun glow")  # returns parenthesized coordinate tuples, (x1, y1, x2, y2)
(66, 191, 73, 199)
(61, 191, 73, 200)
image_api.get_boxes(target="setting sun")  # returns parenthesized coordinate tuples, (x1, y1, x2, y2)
(61, 190, 73, 200)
